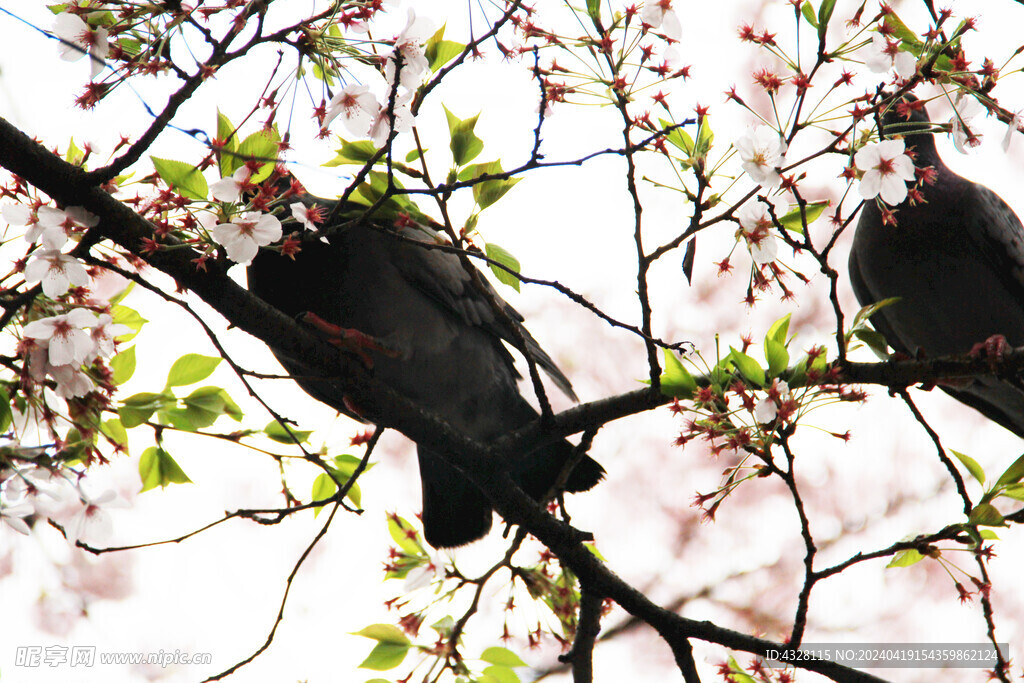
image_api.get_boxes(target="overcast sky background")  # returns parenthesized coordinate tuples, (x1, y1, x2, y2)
(3, 1, 1024, 681)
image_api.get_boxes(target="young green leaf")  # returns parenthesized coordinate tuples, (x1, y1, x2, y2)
(778, 200, 829, 234)
(139, 446, 192, 492)
(886, 548, 925, 568)
(729, 347, 766, 387)
(485, 242, 521, 292)
(950, 449, 986, 486)
(994, 452, 1024, 488)
(660, 347, 697, 399)
(765, 337, 789, 378)
(236, 129, 281, 183)
(165, 354, 221, 388)
(263, 420, 313, 444)
(969, 503, 1005, 526)
(110, 345, 136, 385)
(766, 314, 791, 346)
(150, 156, 209, 201)
(358, 642, 410, 671)
(119, 392, 172, 428)
(216, 110, 240, 176)
(444, 106, 484, 166)
(327, 139, 380, 166)
(480, 647, 527, 668)
(425, 25, 465, 71)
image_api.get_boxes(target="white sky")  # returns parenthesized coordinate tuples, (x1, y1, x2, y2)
(3, 1, 1024, 681)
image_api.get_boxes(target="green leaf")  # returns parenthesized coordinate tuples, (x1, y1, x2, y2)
(659, 118, 694, 154)
(311, 472, 338, 517)
(586, 0, 601, 21)
(801, 0, 818, 28)
(150, 156, 209, 201)
(425, 25, 465, 72)
(263, 420, 313, 444)
(995, 453, 1024, 488)
(765, 338, 789, 378)
(327, 139, 380, 166)
(138, 446, 192, 492)
(886, 548, 925, 568)
(465, 160, 521, 210)
(817, 0, 836, 38)
(119, 392, 171, 428)
(358, 642, 410, 671)
(111, 304, 147, 340)
(485, 243, 521, 292)
(766, 314, 791, 345)
(482, 666, 521, 683)
(729, 347, 765, 387)
(998, 483, 1024, 501)
(353, 624, 411, 645)
(388, 515, 424, 555)
(852, 328, 890, 358)
(969, 503, 1005, 526)
(110, 345, 136, 385)
(951, 450, 985, 486)
(216, 110, 240, 177)
(882, 13, 923, 48)
(444, 106, 484, 166)
(778, 200, 829, 235)
(660, 348, 697, 399)
(99, 418, 128, 453)
(0, 386, 12, 433)
(236, 129, 281, 183)
(179, 385, 233, 429)
(480, 647, 526, 668)
(165, 354, 221, 388)
(694, 116, 714, 159)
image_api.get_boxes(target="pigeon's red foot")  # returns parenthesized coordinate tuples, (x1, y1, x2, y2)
(298, 312, 396, 368)
(969, 334, 1009, 370)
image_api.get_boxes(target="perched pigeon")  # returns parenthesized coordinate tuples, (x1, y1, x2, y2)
(248, 185, 604, 547)
(849, 97, 1024, 436)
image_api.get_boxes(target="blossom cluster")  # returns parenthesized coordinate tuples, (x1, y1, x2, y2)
(1, 462, 126, 545)
(321, 8, 434, 146)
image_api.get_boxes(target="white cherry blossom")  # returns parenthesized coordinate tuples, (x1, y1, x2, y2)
(23, 308, 99, 367)
(736, 196, 786, 264)
(53, 13, 109, 79)
(324, 83, 380, 137)
(24, 249, 91, 298)
(641, 0, 682, 41)
(854, 139, 916, 206)
(864, 34, 916, 79)
(210, 167, 251, 203)
(213, 211, 282, 266)
(735, 126, 787, 188)
(950, 94, 984, 154)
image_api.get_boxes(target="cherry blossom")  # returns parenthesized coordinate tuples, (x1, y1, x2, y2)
(324, 83, 380, 137)
(53, 13, 109, 79)
(0, 497, 33, 535)
(1002, 111, 1023, 152)
(754, 380, 791, 423)
(735, 126, 787, 188)
(210, 167, 251, 203)
(854, 139, 916, 206)
(641, 0, 682, 41)
(736, 196, 786, 264)
(213, 211, 283, 266)
(50, 364, 96, 398)
(864, 33, 916, 79)
(66, 485, 128, 546)
(23, 308, 98, 367)
(368, 96, 415, 146)
(3, 466, 75, 518)
(24, 249, 91, 298)
(384, 8, 434, 90)
(85, 313, 131, 364)
(949, 94, 984, 154)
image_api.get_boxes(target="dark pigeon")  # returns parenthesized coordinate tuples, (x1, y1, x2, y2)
(849, 97, 1024, 436)
(248, 185, 604, 547)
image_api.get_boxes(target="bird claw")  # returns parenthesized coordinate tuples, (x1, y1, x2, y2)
(297, 312, 397, 368)
(969, 334, 1009, 371)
